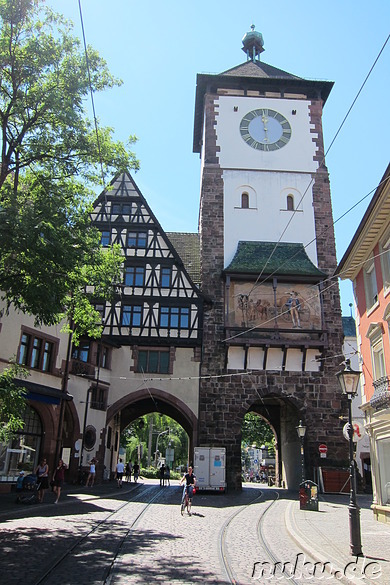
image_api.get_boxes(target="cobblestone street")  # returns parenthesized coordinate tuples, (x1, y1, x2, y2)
(1, 481, 389, 585)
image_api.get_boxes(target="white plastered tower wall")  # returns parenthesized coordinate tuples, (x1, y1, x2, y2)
(215, 95, 319, 267)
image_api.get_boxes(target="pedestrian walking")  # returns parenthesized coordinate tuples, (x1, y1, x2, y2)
(52, 459, 67, 504)
(165, 465, 171, 486)
(133, 461, 140, 483)
(159, 463, 165, 487)
(125, 461, 132, 482)
(86, 458, 97, 487)
(116, 458, 125, 488)
(35, 458, 49, 503)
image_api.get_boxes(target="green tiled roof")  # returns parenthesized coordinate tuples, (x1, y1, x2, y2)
(225, 241, 325, 278)
(167, 232, 201, 286)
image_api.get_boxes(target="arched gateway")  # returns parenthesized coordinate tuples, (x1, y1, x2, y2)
(0, 28, 349, 493)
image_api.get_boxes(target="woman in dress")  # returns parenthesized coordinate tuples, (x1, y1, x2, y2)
(52, 459, 67, 504)
(35, 458, 49, 503)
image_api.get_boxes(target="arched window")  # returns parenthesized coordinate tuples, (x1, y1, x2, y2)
(241, 192, 249, 209)
(287, 194, 294, 211)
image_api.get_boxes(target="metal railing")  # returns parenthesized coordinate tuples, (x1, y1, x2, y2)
(371, 376, 390, 409)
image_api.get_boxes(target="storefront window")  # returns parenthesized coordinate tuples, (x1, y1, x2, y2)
(0, 406, 42, 482)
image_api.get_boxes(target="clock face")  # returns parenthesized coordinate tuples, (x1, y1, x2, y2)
(240, 109, 292, 151)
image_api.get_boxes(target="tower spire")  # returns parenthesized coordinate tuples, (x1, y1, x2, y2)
(241, 24, 264, 61)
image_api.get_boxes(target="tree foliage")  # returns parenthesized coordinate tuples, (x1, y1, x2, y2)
(241, 412, 274, 450)
(0, 0, 139, 333)
(0, 362, 28, 442)
(122, 413, 189, 469)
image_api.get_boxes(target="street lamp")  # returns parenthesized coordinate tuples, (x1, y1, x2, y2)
(155, 429, 169, 467)
(336, 359, 363, 557)
(296, 420, 306, 484)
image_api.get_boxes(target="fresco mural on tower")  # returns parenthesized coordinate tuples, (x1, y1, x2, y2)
(227, 282, 322, 330)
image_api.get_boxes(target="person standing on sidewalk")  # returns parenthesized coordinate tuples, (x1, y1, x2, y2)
(116, 458, 125, 488)
(125, 461, 132, 482)
(165, 465, 171, 486)
(86, 458, 97, 487)
(52, 459, 67, 504)
(159, 464, 165, 487)
(133, 461, 140, 483)
(35, 458, 49, 503)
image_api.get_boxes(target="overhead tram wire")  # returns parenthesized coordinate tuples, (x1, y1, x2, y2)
(245, 33, 390, 298)
(78, 0, 106, 189)
(223, 244, 390, 343)
(242, 174, 390, 301)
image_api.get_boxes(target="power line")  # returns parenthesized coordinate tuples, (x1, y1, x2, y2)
(246, 33, 389, 297)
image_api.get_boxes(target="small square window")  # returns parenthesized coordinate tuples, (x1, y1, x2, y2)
(101, 231, 111, 247)
(125, 266, 145, 287)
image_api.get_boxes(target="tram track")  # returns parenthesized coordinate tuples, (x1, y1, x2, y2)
(219, 488, 309, 585)
(32, 484, 164, 585)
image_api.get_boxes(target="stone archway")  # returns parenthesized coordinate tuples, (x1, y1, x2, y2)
(248, 395, 304, 489)
(106, 387, 198, 470)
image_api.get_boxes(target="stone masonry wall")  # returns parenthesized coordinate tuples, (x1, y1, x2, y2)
(198, 92, 348, 491)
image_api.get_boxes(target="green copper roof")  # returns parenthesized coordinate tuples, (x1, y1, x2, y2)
(225, 241, 325, 278)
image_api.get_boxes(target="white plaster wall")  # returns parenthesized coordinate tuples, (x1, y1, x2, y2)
(107, 346, 200, 419)
(285, 349, 303, 372)
(227, 346, 245, 370)
(223, 169, 317, 267)
(305, 349, 321, 373)
(215, 96, 318, 173)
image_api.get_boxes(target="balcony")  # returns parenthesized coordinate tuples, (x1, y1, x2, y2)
(69, 359, 96, 379)
(371, 376, 390, 410)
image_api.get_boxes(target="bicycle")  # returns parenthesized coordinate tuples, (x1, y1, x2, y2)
(180, 484, 194, 516)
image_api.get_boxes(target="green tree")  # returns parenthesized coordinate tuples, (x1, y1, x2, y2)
(0, 363, 28, 442)
(0, 0, 139, 330)
(122, 414, 189, 469)
(241, 412, 274, 451)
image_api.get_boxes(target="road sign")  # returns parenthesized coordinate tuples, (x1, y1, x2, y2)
(318, 444, 327, 458)
(343, 421, 366, 442)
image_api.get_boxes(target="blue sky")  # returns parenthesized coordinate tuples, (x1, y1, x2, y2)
(48, 0, 390, 316)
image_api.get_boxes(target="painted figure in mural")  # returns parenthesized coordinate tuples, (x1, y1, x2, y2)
(285, 291, 302, 328)
(238, 294, 249, 325)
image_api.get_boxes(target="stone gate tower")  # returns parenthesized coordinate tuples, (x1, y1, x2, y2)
(194, 26, 348, 490)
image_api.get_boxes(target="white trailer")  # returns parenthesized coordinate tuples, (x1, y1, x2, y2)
(194, 447, 226, 492)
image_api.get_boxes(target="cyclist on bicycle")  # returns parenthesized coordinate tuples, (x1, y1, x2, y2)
(180, 466, 196, 513)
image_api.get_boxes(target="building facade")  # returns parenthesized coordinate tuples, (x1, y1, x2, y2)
(0, 28, 349, 492)
(337, 163, 390, 522)
(195, 26, 347, 490)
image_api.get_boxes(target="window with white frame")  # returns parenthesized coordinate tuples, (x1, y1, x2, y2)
(380, 233, 390, 292)
(371, 335, 386, 382)
(363, 258, 378, 310)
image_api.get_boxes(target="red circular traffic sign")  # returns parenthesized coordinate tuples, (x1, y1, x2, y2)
(318, 444, 328, 454)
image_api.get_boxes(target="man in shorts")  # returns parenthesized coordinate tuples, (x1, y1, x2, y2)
(116, 458, 125, 488)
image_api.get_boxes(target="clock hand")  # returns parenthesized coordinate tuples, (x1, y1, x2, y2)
(261, 113, 269, 142)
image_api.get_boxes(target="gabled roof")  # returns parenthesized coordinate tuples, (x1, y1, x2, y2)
(92, 171, 201, 291)
(224, 241, 325, 279)
(221, 59, 302, 80)
(167, 232, 201, 286)
(336, 163, 390, 280)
